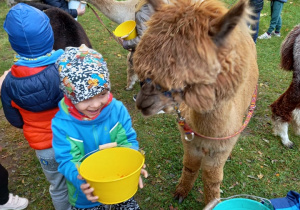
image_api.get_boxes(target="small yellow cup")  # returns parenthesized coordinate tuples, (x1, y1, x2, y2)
(113, 20, 137, 40)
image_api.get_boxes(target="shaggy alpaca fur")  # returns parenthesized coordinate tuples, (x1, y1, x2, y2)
(25, 2, 92, 50)
(270, 24, 300, 148)
(133, 0, 259, 205)
(125, 51, 139, 91)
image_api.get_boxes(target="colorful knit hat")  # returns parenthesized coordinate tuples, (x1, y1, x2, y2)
(57, 44, 110, 104)
(3, 3, 54, 58)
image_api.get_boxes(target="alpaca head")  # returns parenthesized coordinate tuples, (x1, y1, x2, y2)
(133, 0, 252, 115)
(135, 80, 183, 116)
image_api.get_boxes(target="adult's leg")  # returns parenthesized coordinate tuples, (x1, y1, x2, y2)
(36, 148, 71, 210)
(0, 164, 9, 205)
(275, 2, 284, 33)
(267, 1, 284, 34)
(251, 11, 261, 43)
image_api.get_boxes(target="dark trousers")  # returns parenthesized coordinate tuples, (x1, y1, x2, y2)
(0, 164, 9, 205)
(250, 11, 262, 43)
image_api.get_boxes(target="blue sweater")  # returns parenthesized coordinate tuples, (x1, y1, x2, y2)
(52, 97, 139, 208)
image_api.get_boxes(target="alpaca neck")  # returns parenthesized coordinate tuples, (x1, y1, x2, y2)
(87, 0, 138, 24)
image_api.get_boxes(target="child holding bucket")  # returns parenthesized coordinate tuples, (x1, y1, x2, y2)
(1, 3, 70, 210)
(52, 44, 148, 209)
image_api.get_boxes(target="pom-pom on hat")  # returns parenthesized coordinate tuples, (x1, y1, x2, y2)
(57, 44, 110, 104)
(3, 3, 54, 58)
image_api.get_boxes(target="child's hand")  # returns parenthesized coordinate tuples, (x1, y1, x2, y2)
(78, 174, 99, 202)
(138, 164, 148, 189)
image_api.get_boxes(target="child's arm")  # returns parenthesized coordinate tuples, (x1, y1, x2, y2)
(111, 103, 139, 150)
(52, 120, 86, 191)
(1, 70, 24, 128)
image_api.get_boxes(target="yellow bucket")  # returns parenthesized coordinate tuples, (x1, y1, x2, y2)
(113, 20, 137, 40)
(79, 147, 145, 204)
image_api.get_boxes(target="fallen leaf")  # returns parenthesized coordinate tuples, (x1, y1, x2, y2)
(229, 182, 239, 189)
(247, 175, 258, 180)
(262, 138, 269, 143)
(257, 173, 264, 179)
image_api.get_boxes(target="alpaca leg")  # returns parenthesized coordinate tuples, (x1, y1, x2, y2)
(273, 118, 293, 148)
(174, 140, 202, 203)
(201, 149, 230, 204)
(125, 52, 138, 91)
(291, 109, 300, 137)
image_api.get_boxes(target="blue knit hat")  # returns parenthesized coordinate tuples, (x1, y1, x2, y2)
(57, 44, 110, 104)
(3, 3, 54, 58)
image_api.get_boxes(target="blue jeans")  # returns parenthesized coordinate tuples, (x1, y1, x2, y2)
(250, 11, 261, 43)
(267, 0, 284, 34)
(35, 148, 71, 210)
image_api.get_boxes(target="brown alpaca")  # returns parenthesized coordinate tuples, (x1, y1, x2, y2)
(133, 0, 259, 205)
(270, 24, 300, 148)
(24, 2, 92, 50)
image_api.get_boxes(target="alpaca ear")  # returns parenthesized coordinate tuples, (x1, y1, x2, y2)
(210, 0, 248, 47)
(280, 24, 300, 70)
(147, 0, 163, 11)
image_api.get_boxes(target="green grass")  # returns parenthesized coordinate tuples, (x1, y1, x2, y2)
(0, 0, 300, 209)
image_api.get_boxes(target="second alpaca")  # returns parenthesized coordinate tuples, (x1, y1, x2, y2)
(270, 24, 300, 148)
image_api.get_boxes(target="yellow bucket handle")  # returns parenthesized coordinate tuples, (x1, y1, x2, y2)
(76, 143, 145, 172)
